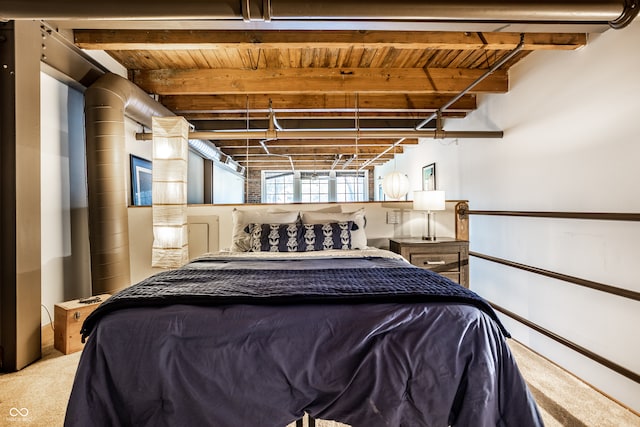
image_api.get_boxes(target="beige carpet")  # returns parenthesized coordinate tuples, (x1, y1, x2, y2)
(0, 327, 82, 426)
(1, 329, 638, 426)
(508, 340, 640, 427)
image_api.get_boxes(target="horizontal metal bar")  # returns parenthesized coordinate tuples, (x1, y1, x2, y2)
(467, 210, 640, 222)
(470, 251, 640, 302)
(491, 302, 640, 384)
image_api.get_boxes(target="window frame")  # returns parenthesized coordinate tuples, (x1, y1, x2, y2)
(261, 170, 368, 203)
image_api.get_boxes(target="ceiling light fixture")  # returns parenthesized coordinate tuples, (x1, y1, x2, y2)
(382, 171, 410, 200)
(381, 142, 409, 200)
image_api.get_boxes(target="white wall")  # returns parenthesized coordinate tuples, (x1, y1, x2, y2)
(375, 139, 463, 200)
(188, 150, 205, 204)
(213, 163, 245, 204)
(384, 22, 640, 410)
(374, 131, 466, 241)
(40, 72, 92, 325)
(462, 21, 640, 411)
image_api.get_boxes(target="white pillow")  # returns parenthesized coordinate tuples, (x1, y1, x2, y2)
(306, 205, 343, 214)
(231, 208, 300, 252)
(301, 208, 367, 249)
(266, 207, 298, 213)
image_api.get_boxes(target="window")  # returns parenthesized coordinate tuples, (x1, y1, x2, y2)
(336, 171, 367, 202)
(300, 172, 330, 203)
(262, 170, 367, 203)
(263, 171, 294, 204)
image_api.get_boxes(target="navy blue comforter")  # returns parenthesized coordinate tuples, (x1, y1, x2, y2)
(65, 254, 543, 427)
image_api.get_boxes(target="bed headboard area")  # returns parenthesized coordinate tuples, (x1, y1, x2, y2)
(127, 201, 468, 284)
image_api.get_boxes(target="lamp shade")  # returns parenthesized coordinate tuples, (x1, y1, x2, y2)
(382, 171, 410, 200)
(152, 116, 190, 269)
(413, 190, 446, 211)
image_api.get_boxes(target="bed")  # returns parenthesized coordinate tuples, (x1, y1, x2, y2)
(65, 247, 543, 427)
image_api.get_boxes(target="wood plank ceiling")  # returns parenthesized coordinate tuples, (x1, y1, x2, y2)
(74, 29, 587, 172)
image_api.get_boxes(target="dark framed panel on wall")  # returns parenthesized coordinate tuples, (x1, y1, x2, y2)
(422, 163, 436, 191)
(130, 154, 152, 206)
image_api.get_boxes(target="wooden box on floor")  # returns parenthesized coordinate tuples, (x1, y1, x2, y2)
(54, 294, 110, 354)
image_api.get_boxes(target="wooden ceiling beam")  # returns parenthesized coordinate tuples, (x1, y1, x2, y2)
(183, 111, 467, 120)
(244, 163, 378, 171)
(238, 155, 393, 166)
(234, 153, 394, 161)
(223, 146, 402, 156)
(216, 139, 418, 148)
(75, 30, 586, 51)
(133, 67, 508, 95)
(160, 93, 477, 113)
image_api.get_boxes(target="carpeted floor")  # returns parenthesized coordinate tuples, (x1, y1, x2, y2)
(1, 328, 638, 426)
(0, 327, 82, 426)
(507, 341, 639, 427)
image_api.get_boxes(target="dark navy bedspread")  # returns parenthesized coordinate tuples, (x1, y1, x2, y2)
(66, 255, 543, 427)
(80, 258, 508, 341)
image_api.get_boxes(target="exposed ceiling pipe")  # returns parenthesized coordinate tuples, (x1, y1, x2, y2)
(259, 139, 271, 154)
(359, 138, 406, 170)
(85, 73, 173, 295)
(359, 34, 525, 170)
(137, 129, 503, 141)
(1, 0, 637, 30)
(360, 34, 524, 169)
(342, 155, 356, 169)
(415, 34, 526, 131)
(331, 154, 343, 170)
(360, 34, 524, 170)
(271, 0, 633, 26)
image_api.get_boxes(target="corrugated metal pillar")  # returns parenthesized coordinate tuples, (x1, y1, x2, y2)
(84, 86, 132, 294)
(85, 73, 173, 294)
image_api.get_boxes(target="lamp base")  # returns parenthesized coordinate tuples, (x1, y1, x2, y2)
(422, 211, 437, 241)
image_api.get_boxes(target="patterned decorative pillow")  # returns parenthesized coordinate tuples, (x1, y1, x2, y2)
(301, 208, 367, 249)
(248, 222, 352, 252)
(231, 209, 300, 252)
(249, 223, 304, 252)
(301, 222, 353, 251)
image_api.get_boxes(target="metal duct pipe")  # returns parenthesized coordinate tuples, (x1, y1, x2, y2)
(136, 129, 504, 140)
(0, 1, 242, 20)
(85, 73, 173, 294)
(416, 34, 525, 131)
(1, 0, 637, 29)
(272, 0, 637, 28)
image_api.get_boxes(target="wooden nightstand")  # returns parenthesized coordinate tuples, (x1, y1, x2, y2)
(54, 294, 110, 354)
(389, 238, 469, 288)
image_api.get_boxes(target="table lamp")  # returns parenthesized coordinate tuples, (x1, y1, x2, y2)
(413, 190, 446, 240)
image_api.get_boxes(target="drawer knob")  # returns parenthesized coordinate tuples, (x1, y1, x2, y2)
(425, 260, 446, 265)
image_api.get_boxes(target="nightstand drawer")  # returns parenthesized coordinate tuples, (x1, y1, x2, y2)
(409, 253, 460, 272)
(389, 238, 469, 288)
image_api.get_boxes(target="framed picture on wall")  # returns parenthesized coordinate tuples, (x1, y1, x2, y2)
(130, 155, 152, 206)
(422, 163, 436, 191)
